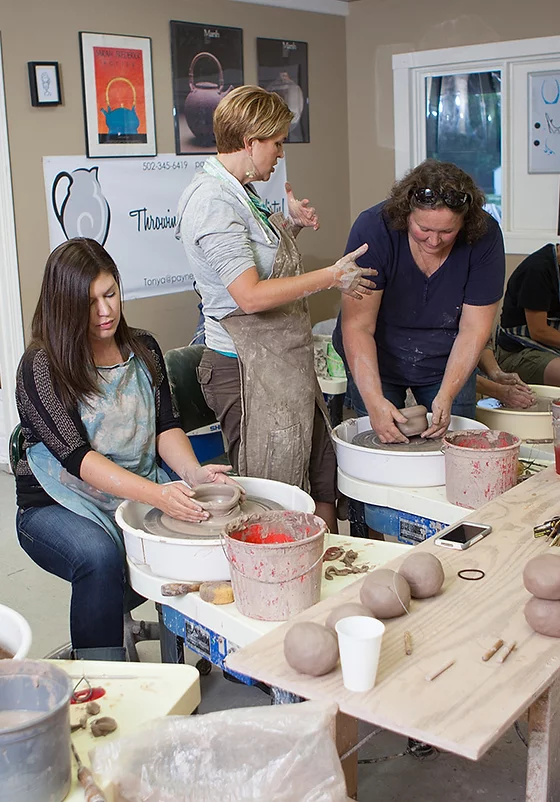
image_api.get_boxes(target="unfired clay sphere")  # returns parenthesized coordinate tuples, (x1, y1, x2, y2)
(524, 597, 560, 637)
(359, 569, 411, 618)
(523, 554, 560, 600)
(283, 622, 339, 676)
(398, 552, 445, 599)
(325, 603, 374, 632)
(396, 405, 429, 437)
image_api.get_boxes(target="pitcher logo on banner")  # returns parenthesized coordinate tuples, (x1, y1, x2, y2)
(51, 167, 111, 245)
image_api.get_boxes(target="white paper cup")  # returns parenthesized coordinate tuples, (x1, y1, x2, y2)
(335, 615, 385, 692)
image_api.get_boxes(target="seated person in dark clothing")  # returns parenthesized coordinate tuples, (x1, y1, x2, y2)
(496, 243, 560, 386)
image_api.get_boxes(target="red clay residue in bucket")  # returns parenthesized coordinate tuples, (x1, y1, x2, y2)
(229, 523, 296, 545)
(445, 430, 517, 450)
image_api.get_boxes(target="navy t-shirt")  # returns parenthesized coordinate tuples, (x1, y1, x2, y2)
(334, 202, 505, 386)
(498, 244, 560, 353)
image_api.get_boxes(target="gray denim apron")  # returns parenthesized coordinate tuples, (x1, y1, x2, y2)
(219, 212, 326, 491)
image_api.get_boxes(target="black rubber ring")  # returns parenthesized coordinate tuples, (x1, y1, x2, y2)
(457, 569, 485, 581)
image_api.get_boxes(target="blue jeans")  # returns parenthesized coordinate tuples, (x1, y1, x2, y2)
(17, 505, 126, 650)
(348, 371, 477, 420)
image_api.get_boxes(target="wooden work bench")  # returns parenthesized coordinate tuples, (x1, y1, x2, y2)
(227, 466, 560, 801)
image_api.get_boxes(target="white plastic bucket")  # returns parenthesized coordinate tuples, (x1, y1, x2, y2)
(223, 512, 326, 621)
(443, 430, 521, 509)
(0, 605, 32, 660)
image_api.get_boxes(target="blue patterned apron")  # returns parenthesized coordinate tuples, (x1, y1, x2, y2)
(27, 353, 170, 558)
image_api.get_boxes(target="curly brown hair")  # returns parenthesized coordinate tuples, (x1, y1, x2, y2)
(383, 159, 488, 244)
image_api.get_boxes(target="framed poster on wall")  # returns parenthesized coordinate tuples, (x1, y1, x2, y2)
(79, 31, 156, 158)
(528, 70, 560, 173)
(170, 20, 243, 155)
(257, 38, 309, 143)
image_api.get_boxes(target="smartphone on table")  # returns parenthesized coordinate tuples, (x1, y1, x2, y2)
(434, 522, 492, 550)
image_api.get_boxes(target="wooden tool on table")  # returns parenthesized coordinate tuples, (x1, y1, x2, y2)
(160, 580, 234, 604)
(71, 743, 107, 802)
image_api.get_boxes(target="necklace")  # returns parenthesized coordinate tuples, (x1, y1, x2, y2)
(409, 236, 449, 277)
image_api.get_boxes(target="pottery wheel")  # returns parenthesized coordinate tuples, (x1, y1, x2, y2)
(499, 397, 552, 413)
(352, 429, 443, 453)
(142, 496, 284, 539)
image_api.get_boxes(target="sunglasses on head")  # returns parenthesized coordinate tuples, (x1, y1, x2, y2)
(412, 187, 471, 209)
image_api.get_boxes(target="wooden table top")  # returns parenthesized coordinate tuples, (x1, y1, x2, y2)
(227, 466, 560, 760)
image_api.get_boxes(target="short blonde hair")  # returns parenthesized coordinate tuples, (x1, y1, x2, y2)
(213, 85, 293, 153)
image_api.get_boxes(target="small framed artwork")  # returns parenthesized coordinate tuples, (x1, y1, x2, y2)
(79, 31, 156, 158)
(170, 20, 244, 155)
(257, 38, 309, 143)
(28, 62, 61, 107)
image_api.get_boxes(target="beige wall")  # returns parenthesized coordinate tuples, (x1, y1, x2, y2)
(1, 0, 349, 352)
(346, 0, 560, 282)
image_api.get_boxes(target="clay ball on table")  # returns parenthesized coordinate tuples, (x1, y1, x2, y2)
(523, 554, 560, 600)
(360, 569, 411, 618)
(325, 602, 374, 632)
(284, 622, 339, 676)
(396, 405, 429, 437)
(398, 552, 445, 599)
(524, 597, 560, 637)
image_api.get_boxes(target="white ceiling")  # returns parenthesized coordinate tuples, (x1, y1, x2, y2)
(229, 0, 352, 16)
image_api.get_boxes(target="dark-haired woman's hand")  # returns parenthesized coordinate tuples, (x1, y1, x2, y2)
(329, 244, 377, 299)
(156, 482, 209, 522)
(185, 464, 245, 494)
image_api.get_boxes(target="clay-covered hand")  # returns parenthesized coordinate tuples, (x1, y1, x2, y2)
(329, 244, 376, 299)
(185, 464, 244, 493)
(422, 393, 452, 439)
(156, 482, 209, 522)
(368, 398, 409, 444)
(285, 181, 320, 230)
(496, 382, 536, 409)
(487, 365, 525, 386)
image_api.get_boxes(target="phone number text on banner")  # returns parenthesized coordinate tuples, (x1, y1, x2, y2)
(43, 154, 288, 300)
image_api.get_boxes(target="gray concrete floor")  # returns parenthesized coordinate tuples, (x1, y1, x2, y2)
(0, 465, 528, 800)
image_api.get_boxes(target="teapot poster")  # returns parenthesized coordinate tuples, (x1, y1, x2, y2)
(79, 32, 156, 158)
(43, 154, 288, 300)
(170, 20, 244, 155)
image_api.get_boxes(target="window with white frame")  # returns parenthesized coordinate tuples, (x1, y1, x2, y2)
(393, 36, 560, 254)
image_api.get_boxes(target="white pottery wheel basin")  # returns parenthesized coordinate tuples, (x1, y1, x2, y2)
(476, 384, 559, 441)
(332, 414, 488, 488)
(116, 477, 315, 582)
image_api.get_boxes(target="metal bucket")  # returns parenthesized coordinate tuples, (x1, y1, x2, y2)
(223, 511, 326, 621)
(443, 429, 521, 509)
(0, 660, 72, 802)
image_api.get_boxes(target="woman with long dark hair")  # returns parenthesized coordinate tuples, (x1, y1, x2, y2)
(15, 238, 236, 660)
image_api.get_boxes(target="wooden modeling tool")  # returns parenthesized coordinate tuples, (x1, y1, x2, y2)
(425, 658, 455, 682)
(71, 743, 107, 802)
(497, 641, 517, 664)
(404, 631, 413, 655)
(482, 639, 504, 662)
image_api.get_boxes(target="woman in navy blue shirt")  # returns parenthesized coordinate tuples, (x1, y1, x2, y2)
(334, 160, 505, 443)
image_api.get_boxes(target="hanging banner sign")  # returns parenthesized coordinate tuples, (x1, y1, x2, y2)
(43, 154, 288, 299)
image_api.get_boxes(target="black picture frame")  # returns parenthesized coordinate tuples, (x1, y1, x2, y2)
(28, 62, 62, 107)
(257, 38, 309, 143)
(170, 20, 244, 155)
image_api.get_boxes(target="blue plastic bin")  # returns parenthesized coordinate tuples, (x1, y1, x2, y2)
(187, 423, 225, 463)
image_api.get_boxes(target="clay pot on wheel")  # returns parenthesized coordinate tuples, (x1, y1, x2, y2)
(191, 484, 242, 521)
(396, 405, 429, 437)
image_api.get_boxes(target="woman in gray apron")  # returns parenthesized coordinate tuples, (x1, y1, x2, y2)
(177, 86, 375, 533)
(15, 238, 238, 660)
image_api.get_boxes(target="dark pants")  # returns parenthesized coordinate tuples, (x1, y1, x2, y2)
(17, 505, 126, 650)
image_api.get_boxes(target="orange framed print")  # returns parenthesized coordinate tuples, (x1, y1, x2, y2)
(79, 31, 156, 158)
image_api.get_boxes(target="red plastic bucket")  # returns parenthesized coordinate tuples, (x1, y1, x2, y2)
(222, 512, 327, 621)
(443, 429, 520, 509)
